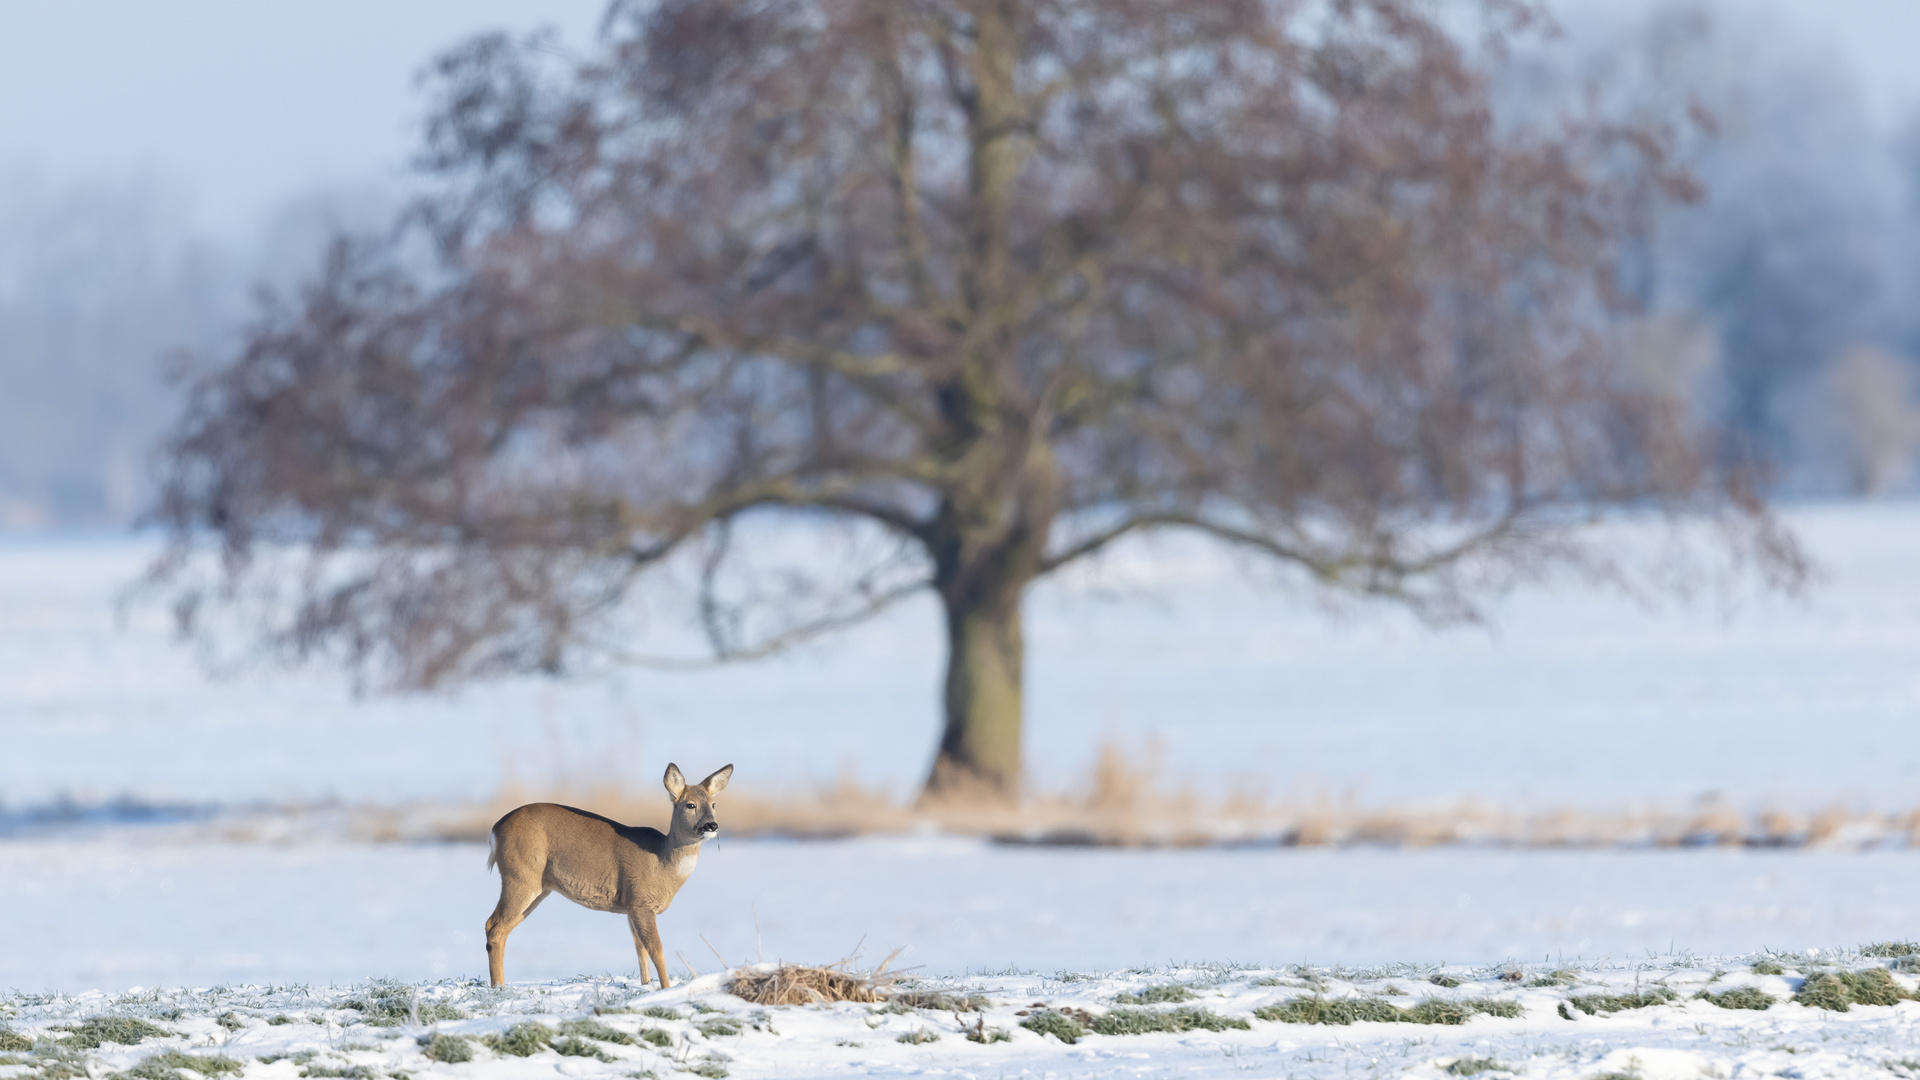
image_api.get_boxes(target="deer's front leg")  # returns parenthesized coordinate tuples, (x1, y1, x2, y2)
(626, 912, 653, 985)
(631, 909, 670, 990)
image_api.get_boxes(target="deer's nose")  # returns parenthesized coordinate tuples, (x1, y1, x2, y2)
(700, 821, 719, 834)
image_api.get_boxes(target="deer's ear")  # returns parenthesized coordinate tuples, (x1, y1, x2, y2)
(701, 764, 734, 794)
(663, 763, 687, 800)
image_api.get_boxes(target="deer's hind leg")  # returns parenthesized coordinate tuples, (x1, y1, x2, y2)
(629, 909, 670, 990)
(485, 880, 549, 988)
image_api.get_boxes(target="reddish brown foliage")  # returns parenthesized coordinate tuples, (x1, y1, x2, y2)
(152, 0, 1799, 797)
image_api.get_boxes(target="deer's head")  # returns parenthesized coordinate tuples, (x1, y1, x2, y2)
(664, 762, 733, 844)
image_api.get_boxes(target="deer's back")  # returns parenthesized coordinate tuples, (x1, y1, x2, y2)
(491, 803, 668, 913)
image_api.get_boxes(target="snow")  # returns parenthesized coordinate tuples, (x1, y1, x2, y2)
(5, 953, 1920, 1079)
(4, 500, 1920, 813)
(6, 837, 1920, 993)
(8, 504, 1920, 1072)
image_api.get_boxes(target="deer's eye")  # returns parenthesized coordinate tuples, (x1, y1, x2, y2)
(685, 802, 696, 809)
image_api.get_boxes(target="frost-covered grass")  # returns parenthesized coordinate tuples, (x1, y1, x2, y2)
(4, 951, 1920, 1079)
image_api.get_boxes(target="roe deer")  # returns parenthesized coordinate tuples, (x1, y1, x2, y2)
(484, 762, 733, 988)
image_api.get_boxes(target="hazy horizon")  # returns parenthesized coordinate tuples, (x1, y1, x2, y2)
(0, 0, 1912, 241)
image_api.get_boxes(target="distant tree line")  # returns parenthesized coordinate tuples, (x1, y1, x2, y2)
(1531, 3, 1920, 492)
(0, 174, 392, 529)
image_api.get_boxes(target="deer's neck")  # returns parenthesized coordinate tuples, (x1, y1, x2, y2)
(660, 838, 702, 878)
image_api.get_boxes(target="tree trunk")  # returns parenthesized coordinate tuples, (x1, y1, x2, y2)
(919, 1, 1036, 805)
(924, 583, 1026, 802)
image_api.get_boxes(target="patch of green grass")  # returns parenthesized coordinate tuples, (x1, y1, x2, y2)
(0, 1030, 32, 1053)
(213, 1015, 243, 1034)
(1255, 996, 1517, 1026)
(891, 992, 990, 1012)
(1019, 1010, 1085, 1044)
(1751, 961, 1786, 976)
(1526, 970, 1578, 988)
(1793, 973, 1851, 1012)
(256, 1052, 315, 1066)
(638, 1029, 673, 1048)
(1564, 989, 1677, 1015)
(482, 1023, 555, 1057)
(559, 1019, 634, 1045)
(1446, 1057, 1507, 1076)
(1404, 999, 1518, 1025)
(1861, 943, 1920, 958)
(426, 1005, 470, 1024)
(58, 1019, 169, 1049)
(1090, 1007, 1249, 1035)
(344, 988, 465, 1028)
(1695, 987, 1775, 1011)
(964, 1025, 1010, 1044)
(694, 1018, 739, 1039)
(1255, 998, 1404, 1025)
(117, 1052, 244, 1080)
(1793, 968, 1914, 1012)
(35, 1060, 89, 1080)
(895, 1029, 939, 1044)
(1112, 984, 1195, 1005)
(1429, 975, 1463, 988)
(266, 1016, 295, 1027)
(298, 1066, 380, 1080)
(682, 1059, 728, 1079)
(418, 1034, 473, 1064)
(638, 1007, 681, 1021)
(552, 1037, 611, 1061)
(1845, 968, 1909, 1007)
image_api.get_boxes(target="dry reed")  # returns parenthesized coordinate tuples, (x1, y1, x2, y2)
(324, 742, 1920, 852)
(727, 951, 903, 1006)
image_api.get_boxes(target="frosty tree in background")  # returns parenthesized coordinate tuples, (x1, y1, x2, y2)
(151, 0, 1801, 802)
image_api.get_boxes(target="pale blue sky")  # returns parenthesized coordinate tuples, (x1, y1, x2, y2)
(0, 0, 1913, 240)
(0, 0, 605, 239)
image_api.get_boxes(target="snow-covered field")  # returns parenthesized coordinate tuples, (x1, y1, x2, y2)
(4, 500, 1920, 813)
(7, 503, 1920, 1072)
(7, 837, 1920, 992)
(8, 953, 1920, 1080)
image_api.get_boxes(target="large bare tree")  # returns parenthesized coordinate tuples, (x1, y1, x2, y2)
(152, 0, 1798, 801)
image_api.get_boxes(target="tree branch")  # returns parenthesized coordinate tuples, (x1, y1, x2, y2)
(876, 14, 947, 320)
(587, 575, 932, 670)
(1040, 508, 1532, 598)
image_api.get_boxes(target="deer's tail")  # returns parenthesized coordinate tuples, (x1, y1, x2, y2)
(486, 828, 498, 874)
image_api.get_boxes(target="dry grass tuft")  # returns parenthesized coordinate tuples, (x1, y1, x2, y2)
(727, 957, 900, 1007)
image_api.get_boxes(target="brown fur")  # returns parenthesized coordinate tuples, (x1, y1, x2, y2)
(484, 762, 732, 988)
